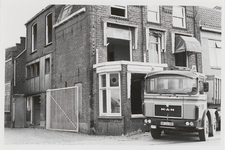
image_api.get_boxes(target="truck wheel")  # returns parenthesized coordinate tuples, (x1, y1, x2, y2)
(151, 129, 162, 139)
(199, 116, 209, 141)
(209, 113, 217, 137)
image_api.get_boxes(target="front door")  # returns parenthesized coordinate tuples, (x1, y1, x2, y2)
(33, 96, 41, 126)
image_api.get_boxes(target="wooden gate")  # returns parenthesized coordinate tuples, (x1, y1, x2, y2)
(46, 86, 79, 132)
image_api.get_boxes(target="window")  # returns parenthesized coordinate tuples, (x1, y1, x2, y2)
(111, 5, 127, 17)
(173, 6, 186, 28)
(46, 13, 52, 44)
(45, 58, 50, 74)
(26, 62, 40, 78)
(208, 40, 222, 68)
(99, 73, 121, 116)
(147, 5, 160, 23)
(32, 23, 37, 52)
(146, 30, 165, 63)
(106, 25, 132, 61)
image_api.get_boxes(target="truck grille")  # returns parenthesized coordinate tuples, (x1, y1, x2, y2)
(155, 105, 181, 118)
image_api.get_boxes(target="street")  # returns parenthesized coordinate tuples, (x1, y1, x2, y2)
(3, 128, 222, 147)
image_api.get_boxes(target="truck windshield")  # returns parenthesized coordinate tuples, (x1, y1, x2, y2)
(145, 75, 197, 94)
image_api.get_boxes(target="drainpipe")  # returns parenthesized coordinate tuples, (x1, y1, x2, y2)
(193, 6, 199, 72)
(88, 5, 96, 134)
(141, 6, 145, 62)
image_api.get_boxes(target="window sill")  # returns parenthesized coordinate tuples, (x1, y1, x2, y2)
(147, 21, 161, 25)
(31, 50, 37, 55)
(172, 26, 187, 30)
(210, 66, 221, 70)
(109, 15, 128, 21)
(45, 42, 52, 47)
(98, 116, 124, 120)
(131, 114, 145, 118)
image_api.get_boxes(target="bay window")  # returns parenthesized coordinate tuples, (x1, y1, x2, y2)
(99, 73, 121, 116)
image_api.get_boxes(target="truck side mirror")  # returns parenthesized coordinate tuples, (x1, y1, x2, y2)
(204, 82, 209, 92)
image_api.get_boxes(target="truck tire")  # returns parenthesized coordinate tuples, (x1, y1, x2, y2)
(151, 128, 162, 139)
(199, 115, 209, 141)
(209, 113, 217, 137)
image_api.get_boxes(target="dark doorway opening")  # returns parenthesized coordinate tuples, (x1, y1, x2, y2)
(107, 38, 130, 61)
(33, 96, 41, 126)
(131, 74, 145, 114)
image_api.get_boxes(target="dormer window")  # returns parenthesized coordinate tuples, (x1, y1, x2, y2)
(111, 5, 127, 18)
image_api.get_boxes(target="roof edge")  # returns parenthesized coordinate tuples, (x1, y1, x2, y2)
(25, 5, 54, 25)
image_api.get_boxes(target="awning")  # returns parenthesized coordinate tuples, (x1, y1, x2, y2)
(175, 35, 202, 53)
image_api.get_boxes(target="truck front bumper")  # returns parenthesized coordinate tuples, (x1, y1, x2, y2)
(144, 118, 203, 131)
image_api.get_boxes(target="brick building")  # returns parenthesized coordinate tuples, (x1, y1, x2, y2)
(5, 37, 26, 127)
(5, 5, 207, 135)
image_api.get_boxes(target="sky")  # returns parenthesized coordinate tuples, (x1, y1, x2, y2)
(0, 0, 223, 51)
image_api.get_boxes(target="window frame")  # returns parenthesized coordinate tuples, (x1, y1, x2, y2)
(110, 5, 127, 18)
(26, 62, 40, 79)
(99, 72, 121, 116)
(172, 6, 186, 28)
(147, 5, 160, 23)
(46, 12, 53, 45)
(208, 40, 222, 68)
(32, 23, 37, 52)
(45, 58, 50, 74)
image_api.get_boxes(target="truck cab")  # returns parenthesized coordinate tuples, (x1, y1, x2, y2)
(143, 69, 220, 141)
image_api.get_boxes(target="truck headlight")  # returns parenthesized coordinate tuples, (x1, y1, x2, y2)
(185, 122, 190, 126)
(147, 119, 151, 124)
(190, 122, 194, 126)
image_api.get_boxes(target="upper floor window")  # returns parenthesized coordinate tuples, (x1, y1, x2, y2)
(110, 5, 127, 18)
(208, 40, 222, 68)
(147, 5, 160, 23)
(32, 23, 37, 52)
(45, 58, 50, 74)
(46, 13, 53, 45)
(172, 6, 186, 28)
(27, 62, 40, 78)
(146, 29, 165, 64)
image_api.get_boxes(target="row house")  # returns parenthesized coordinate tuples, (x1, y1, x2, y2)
(5, 4, 215, 135)
(5, 37, 26, 127)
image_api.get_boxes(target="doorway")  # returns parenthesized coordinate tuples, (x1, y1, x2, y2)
(33, 96, 41, 126)
(131, 74, 145, 114)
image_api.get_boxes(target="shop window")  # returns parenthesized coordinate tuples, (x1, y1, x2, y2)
(111, 5, 127, 17)
(173, 6, 186, 28)
(32, 23, 37, 52)
(208, 40, 222, 68)
(147, 5, 160, 23)
(99, 73, 121, 116)
(46, 13, 52, 44)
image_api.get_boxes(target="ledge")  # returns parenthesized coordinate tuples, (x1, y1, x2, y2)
(98, 116, 124, 120)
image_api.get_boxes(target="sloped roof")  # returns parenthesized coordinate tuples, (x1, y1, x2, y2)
(198, 6, 221, 30)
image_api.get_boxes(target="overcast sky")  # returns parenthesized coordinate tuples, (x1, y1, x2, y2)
(0, 0, 223, 51)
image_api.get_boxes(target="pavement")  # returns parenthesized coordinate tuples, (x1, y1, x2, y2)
(3, 127, 223, 149)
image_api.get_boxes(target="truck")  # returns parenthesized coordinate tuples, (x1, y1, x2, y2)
(143, 68, 221, 141)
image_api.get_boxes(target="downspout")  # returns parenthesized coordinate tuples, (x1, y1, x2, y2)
(193, 6, 199, 72)
(141, 6, 145, 62)
(88, 5, 96, 134)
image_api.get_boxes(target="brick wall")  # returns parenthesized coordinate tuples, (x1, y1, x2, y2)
(53, 5, 93, 133)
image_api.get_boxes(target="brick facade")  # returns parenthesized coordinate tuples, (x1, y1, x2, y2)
(6, 5, 213, 135)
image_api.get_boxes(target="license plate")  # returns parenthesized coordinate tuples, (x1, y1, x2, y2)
(160, 121, 174, 126)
